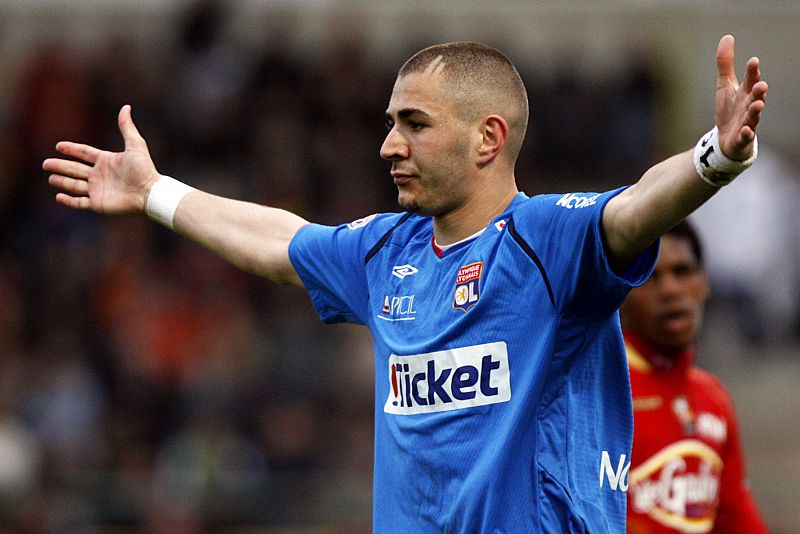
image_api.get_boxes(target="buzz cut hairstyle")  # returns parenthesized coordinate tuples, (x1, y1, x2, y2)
(398, 42, 529, 161)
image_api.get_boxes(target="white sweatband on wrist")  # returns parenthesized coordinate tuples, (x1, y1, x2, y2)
(693, 126, 758, 187)
(145, 175, 196, 230)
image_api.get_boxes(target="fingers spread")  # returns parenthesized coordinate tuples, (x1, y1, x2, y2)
(48, 174, 90, 196)
(55, 193, 92, 211)
(715, 34, 736, 83)
(55, 141, 102, 164)
(739, 125, 755, 144)
(118, 104, 145, 150)
(742, 56, 761, 93)
(42, 158, 92, 180)
(746, 99, 765, 126)
(751, 80, 768, 103)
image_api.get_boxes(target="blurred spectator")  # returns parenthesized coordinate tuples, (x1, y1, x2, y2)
(529, 59, 606, 187)
(14, 41, 95, 164)
(0, 260, 41, 515)
(24, 329, 107, 475)
(10, 2, 785, 531)
(162, 0, 252, 164)
(691, 144, 800, 347)
(149, 416, 269, 523)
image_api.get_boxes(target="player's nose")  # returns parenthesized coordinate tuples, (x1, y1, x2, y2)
(656, 272, 685, 298)
(380, 127, 408, 161)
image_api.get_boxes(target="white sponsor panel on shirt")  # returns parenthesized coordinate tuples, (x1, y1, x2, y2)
(384, 341, 511, 415)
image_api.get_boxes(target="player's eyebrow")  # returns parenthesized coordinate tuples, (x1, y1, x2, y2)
(385, 108, 434, 121)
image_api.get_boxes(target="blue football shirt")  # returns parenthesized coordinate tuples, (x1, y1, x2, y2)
(289, 189, 658, 533)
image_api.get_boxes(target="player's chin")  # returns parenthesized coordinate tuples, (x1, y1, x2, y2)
(397, 192, 418, 213)
(397, 189, 452, 217)
(657, 327, 695, 350)
(398, 189, 430, 214)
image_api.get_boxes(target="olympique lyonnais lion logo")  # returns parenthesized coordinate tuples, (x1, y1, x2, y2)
(453, 262, 483, 311)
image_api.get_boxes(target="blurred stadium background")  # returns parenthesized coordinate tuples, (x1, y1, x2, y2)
(0, 0, 798, 532)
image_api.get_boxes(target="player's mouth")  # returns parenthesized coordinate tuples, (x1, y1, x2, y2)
(658, 309, 694, 334)
(391, 171, 417, 185)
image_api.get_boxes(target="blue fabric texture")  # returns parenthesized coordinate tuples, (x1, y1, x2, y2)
(288, 189, 658, 533)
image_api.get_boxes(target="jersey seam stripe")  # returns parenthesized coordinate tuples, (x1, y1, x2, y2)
(507, 217, 556, 308)
(364, 211, 415, 264)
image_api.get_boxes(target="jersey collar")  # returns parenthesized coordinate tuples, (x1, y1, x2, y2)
(622, 329, 695, 376)
(430, 192, 528, 258)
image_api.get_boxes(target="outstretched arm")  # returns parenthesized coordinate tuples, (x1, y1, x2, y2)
(43, 105, 308, 286)
(602, 35, 768, 272)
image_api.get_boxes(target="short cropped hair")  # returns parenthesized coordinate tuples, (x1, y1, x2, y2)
(398, 42, 529, 161)
(665, 220, 704, 267)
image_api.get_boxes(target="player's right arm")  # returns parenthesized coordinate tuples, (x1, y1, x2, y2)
(602, 35, 767, 274)
(43, 104, 307, 287)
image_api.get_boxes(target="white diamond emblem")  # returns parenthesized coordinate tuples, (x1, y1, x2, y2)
(392, 264, 419, 279)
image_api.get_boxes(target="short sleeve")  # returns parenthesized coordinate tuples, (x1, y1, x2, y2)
(289, 213, 403, 325)
(515, 188, 658, 320)
(288, 223, 368, 324)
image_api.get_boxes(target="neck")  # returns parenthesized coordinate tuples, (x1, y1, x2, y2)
(432, 174, 518, 245)
(623, 329, 695, 372)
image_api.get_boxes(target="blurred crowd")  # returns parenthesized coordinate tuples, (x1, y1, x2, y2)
(0, 1, 796, 532)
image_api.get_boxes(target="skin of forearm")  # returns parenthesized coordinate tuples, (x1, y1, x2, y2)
(603, 149, 719, 272)
(172, 191, 308, 286)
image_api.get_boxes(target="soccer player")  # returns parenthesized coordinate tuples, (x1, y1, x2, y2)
(43, 35, 767, 532)
(621, 220, 769, 533)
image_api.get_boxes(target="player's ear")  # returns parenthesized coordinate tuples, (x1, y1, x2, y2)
(476, 114, 508, 167)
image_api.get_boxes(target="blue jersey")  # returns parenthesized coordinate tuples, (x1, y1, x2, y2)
(289, 190, 657, 533)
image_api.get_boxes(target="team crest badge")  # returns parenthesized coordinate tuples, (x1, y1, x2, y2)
(453, 262, 483, 311)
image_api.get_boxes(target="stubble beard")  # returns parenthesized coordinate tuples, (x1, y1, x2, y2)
(396, 177, 460, 217)
(397, 193, 420, 214)
(396, 141, 470, 217)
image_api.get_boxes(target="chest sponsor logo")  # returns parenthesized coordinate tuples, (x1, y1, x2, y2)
(452, 261, 483, 311)
(378, 294, 417, 321)
(384, 341, 511, 415)
(391, 264, 419, 279)
(628, 439, 723, 532)
(555, 193, 599, 209)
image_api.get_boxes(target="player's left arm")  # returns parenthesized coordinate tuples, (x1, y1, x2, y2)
(602, 35, 768, 273)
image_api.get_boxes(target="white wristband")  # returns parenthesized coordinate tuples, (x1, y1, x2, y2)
(145, 175, 196, 230)
(693, 126, 758, 187)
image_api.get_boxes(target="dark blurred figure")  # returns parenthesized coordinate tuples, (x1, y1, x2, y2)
(163, 0, 251, 164)
(621, 221, 769, 533)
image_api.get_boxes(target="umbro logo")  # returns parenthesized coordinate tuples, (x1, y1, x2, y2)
(392, 264, 419, 279)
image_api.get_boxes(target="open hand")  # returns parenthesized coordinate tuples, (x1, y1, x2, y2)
(714, 35, 768, 161)
(43, 105, 160, 216)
